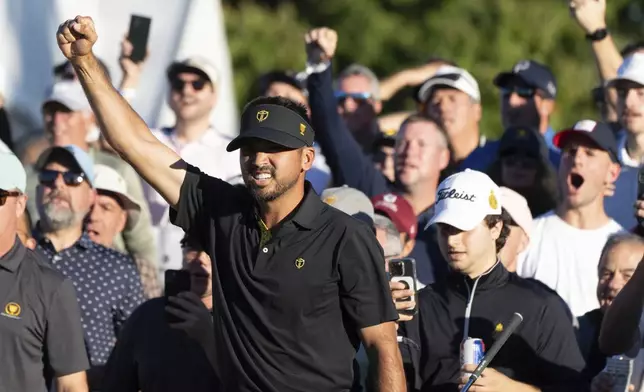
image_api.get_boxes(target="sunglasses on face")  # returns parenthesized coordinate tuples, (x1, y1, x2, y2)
(170, 78, 208, 93)
(0, 190, 21, 206)
(335, 91, 373, 106)
(38, 169, 86, 187)
(500, 86, 536, 99)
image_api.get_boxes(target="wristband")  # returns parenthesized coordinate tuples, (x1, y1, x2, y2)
(586, 28, 608, 42)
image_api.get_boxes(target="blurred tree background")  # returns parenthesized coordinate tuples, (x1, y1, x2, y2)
(223, 0, 644, 138)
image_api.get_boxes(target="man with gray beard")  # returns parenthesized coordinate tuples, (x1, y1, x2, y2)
(32, 145, 144, 392)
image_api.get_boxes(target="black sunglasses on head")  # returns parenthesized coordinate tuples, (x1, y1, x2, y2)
(170, 78, 208, 93)
(38, 169, 86, 187)
(0, 190, 21, 206)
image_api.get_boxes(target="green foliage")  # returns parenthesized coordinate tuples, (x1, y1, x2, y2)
(224, 0, 640, 139)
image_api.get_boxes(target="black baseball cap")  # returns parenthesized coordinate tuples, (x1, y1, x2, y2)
(553, 120, 619, 163)
(226, 103, 314, 152)
(499, 126, 549, 159)
(494, 60, 557, 99)
(257, 70, 306, 96)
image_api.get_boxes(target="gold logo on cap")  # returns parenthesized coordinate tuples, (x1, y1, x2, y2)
(4, 302, 20, 317)
(323, 196, 337, 205)
(300, 123, 306, 136)
(489, 191, 498, 209)
(495, 323, 504, 332)
(256, 110, 269, 122)
(295, 257, 305, 269)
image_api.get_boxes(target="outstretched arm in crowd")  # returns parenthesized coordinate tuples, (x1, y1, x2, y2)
(570, 0, 622, 119)
(56, 16, 186, 208)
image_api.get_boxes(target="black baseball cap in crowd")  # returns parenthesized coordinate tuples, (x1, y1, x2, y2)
(494, 60, 557, 99)
(257, 70, 307, 96)
(553, 119, 619, 163)
(499, 126, 549, 160)
(226, 103, 314, 152)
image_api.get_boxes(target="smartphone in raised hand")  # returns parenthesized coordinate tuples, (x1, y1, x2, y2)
(127, 15, 151, 63)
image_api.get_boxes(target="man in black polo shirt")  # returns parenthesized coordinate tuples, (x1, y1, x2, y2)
(0, 153, 89, 392)
(56, 16, 403, 392)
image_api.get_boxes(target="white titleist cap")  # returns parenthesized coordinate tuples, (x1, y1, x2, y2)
(606, 53, 644, 88)
(426, 169, 502, 231)
(417, 65, 481, 102)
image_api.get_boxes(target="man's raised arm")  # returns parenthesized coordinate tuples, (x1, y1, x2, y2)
(56, 16, 185, 208)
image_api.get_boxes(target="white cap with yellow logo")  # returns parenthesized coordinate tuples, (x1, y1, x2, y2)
(426, 169, 502, 231)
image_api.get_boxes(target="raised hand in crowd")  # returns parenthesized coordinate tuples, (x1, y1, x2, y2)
(569, 0, 607, 35)
(305, 27, 338, 63)
(166, 292, 214, 344)
(119, 36, 147, 91)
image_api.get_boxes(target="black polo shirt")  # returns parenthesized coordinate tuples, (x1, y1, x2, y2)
(170, 166, 398, 392)
(102, 297, 218, 392)
(0, 237, 89, 392)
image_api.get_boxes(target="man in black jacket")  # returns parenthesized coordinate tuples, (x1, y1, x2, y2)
(401, 169, 588, 392)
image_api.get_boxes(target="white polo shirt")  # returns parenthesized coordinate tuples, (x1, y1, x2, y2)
(144, 127, 241, 277)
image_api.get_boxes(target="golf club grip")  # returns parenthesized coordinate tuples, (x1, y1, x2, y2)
(461, 312, 524, 392)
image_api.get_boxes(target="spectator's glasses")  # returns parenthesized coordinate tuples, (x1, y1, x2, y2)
(500, 87, 536, 99)
(38, 169, 86, 187)
(335, 91, 373, 106)
(170, 78, 208, 92)
(0, 190, 21, 206)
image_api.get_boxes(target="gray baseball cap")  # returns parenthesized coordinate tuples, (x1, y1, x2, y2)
(321, 185, 374, 225)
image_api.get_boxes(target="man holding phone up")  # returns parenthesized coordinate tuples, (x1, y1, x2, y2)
(56, 16, 404, 392)
(400, 169, 588, 391)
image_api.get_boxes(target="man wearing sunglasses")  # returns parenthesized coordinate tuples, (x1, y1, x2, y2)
(146, 56, 241, 284)
(494, 59, 561, 167)
(23, 79, 156, 278)
(0, 153, 90, 392)
(335, 64, 384, 151)
(33, 145, 144, 391)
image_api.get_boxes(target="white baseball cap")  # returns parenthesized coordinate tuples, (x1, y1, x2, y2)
(606, 53, 644, 88)
(42, 81, 91, 112)
(321, 185, 374, 225)
(417, 65, 481, 103)
(0, 153, 26, 193)
(93, 164, 141, 225)
(426, 169, 502, 231)
(167, 56, 219, 85)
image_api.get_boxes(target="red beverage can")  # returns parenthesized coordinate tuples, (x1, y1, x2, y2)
(460, 338, 485, 377)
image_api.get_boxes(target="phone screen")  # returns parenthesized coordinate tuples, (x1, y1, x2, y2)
(127, 15, 151, 63)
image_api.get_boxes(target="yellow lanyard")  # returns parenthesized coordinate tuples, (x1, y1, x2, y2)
(256, 215, 272, 247)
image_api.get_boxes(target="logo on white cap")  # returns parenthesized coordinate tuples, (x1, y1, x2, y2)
(572, 119, 597, 133)
(426, 169, 502, 232)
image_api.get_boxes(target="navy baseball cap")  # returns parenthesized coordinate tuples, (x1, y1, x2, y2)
(36, 145, 95, 186)
(499, 126, 549, 160)
(494, 60, 557, 99)
(226, 103, 314, 152)
(553, 120, 619, 163)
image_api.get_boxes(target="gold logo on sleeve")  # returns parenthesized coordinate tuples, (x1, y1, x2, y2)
(4, 302, 21, 318)
(295, 258, 305, 269)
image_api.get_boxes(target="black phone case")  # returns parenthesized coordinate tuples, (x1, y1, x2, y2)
(164, 270, 190, 323)
(389, 258, 419, 316)
(127, 15, 151, 63)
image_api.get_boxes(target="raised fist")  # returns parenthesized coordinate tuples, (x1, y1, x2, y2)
(305, 27, 338, 63)
(56, 16, 98, 60)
